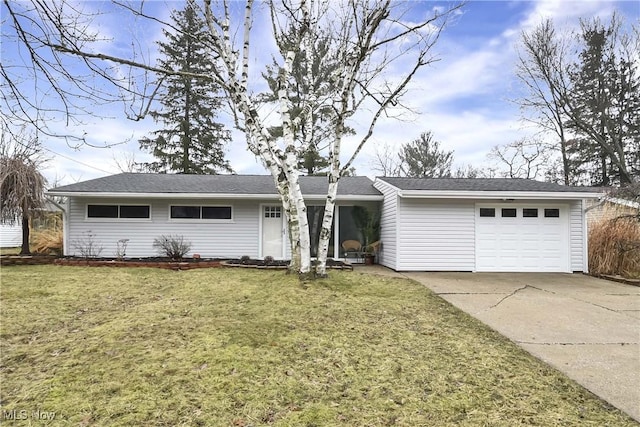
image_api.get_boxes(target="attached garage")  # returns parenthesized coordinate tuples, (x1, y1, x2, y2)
(373, 177, 601, 273)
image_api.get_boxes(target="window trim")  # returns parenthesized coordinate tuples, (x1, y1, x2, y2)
(168, 204, 234, 222)
(86, 203, 151, 221)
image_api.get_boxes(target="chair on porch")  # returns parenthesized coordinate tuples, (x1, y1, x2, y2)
(341, 239, 363, 262)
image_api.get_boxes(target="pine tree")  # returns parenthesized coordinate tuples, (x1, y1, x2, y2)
(139, 3, 232, 174)
(398, 132, 454, 178)
(567, 16, 639, 185)
(260, 33, 351, 176)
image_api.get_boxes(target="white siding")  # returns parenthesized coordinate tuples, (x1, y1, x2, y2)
(0, 222, 22, 247)
(66, 197, 261, 258)
(397, 199, 475, 271)
(570, 199, 586, 272)
(373, 180, 398, 270)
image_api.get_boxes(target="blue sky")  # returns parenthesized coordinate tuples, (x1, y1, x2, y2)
(2, 0, 638, 185)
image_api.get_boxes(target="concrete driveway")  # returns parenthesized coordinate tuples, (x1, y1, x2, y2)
(361, 268, 640, 421)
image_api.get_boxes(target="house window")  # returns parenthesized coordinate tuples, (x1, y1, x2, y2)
(501, 208, 517, 218)
(171, 205, 232, 220)
(544, 208, 560, 218)
(120, 205, 150, 219)
(479, 208, 495, 217)
(88, 204, 118, 218)
(202, 206, 232, 220)
(87, 204, 150, 219)
(171, 206, 200, 219)
(523, 208, 539, 218)
(264, 206, 281, 218)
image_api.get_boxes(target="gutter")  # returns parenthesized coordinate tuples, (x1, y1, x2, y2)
(398, 190, 604, 200)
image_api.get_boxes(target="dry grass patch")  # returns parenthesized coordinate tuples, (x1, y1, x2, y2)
(1, 266, 635, 426)
(589, 214, 640, 278)
(30, 228, 63, 255)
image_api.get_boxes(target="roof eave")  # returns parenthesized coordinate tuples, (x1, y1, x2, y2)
(45, 191, 383, 201)
(398, 190, 604, 200)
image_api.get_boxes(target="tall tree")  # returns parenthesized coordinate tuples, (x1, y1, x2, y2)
(0, 127, 47, 255)
(489, 137, 555, 180)
(516, 20, 575, 185)
(2, 0, 461, 278)
(566, 15, 640, 185)
(398, 132, 453, 178)
(371, 132, 454, 178)
(517, 14, 639, 186)
(138, 2, 232, 174)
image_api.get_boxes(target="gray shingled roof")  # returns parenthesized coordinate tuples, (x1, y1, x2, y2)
(378, 177, 600, 193)
(49, 173, 382, 196)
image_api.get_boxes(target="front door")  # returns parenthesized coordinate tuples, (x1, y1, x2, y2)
(262, 205, 283, 258)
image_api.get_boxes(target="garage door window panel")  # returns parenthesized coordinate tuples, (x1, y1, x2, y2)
(544, 208, 560, 218)
(501, 208, 517, 218)
(479, 208, 495, 217)
(523, 208, 538, 218)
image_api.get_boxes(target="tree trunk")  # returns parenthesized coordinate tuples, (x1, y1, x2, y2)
(315, 174, 338, 277)
(287, 171, 312, 277)
(20, 213, 31, 255)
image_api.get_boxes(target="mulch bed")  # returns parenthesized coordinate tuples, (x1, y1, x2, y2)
(0, 254, 58, 266)
(54, 257, 225, 271)
(0, 255, 352, 272)
(222, 258, 353, 270)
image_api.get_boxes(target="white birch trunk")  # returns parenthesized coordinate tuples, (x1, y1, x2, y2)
(279, 50, 312, 274)
(315, 120, 344, 276)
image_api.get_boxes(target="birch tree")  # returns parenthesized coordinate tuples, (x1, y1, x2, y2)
(2, 0, 461, 277)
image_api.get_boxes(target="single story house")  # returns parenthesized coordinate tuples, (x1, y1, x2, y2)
(47, 173, 602, 273)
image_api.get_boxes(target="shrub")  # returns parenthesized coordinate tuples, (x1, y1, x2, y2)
(152, 235, 191, 260)
(263, 255, 274, 266)
(71, 231, 104, 258)
(115, 239, 129, 260)
(589, 215, 640, 278)
(240, 255, 251, 265)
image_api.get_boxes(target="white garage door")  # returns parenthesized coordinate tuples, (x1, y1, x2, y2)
(475, 204, 569, 272)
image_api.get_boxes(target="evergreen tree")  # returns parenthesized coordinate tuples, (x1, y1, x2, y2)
(260, 33, 351, 176)
(139, 3, 232, 174)
(567, 15, 640, 185)
(398, 132, 454, 178)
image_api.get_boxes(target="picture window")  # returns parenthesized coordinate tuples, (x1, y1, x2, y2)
(171, 205, 232, 220)
(88, 204, 150, 219)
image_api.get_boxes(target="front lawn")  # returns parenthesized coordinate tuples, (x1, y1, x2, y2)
(0, 266, 635, 426)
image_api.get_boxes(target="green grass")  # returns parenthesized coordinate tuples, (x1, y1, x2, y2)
(0, 266, 635, 426)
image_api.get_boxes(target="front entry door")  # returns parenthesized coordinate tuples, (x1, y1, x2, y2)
(262, 205, 283, 258)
